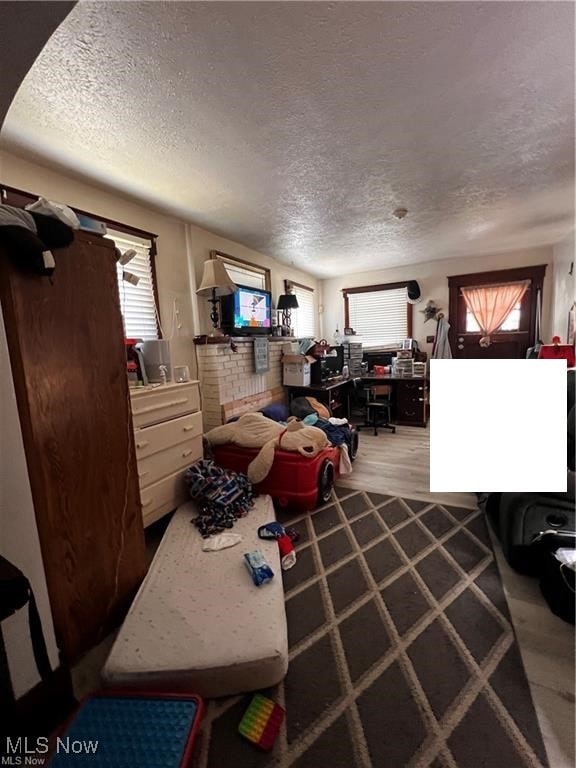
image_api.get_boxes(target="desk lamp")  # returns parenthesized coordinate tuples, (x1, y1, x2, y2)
(196, 256, 237, 333)
(277, 285, 299, 334)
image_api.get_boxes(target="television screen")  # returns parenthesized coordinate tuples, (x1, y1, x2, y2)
(221, 285, 271, 334)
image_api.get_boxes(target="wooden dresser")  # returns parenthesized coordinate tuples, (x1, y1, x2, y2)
(130, 381, 203, 527)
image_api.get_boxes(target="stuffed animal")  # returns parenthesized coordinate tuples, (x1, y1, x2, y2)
(205, 412, 330, 483)
(0, 203, 76, 276)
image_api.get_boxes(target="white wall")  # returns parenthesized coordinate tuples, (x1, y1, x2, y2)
(321, 246, 554, 355)
(0, 307, 59, 699)
(551, 232, 575, 340)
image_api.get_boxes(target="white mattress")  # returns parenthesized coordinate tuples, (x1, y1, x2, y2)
(102, 495, 288, 698)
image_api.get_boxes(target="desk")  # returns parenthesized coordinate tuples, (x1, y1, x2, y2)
(360, 375, 429, 427)
(285, 379, 355, 419)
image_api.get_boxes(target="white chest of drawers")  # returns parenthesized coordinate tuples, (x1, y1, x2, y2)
(130, 381, 203, 527)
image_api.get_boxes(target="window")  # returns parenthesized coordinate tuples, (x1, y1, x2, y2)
(108, 229, 159, 340)
(466, 301, 521, 332)
(291, 282, 316, 338)
(213, 250, 270, 291)
(344, 284, 411, 349)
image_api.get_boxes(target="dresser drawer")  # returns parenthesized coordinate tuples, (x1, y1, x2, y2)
(134, 412, 203, 460)
(140, 469, 189, 527)
(137, 435, 203, 489)
(130, 382, 200, 428)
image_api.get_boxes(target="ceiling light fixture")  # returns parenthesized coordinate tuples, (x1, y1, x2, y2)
(393, 207, 408, 219)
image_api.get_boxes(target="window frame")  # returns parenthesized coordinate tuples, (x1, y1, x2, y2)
(448, 265, 546, 351)
(1, 183, 161, 338)
(343, 282, 413, 348)
(211, 249, 271, 292)
(288, 279, 317, 338)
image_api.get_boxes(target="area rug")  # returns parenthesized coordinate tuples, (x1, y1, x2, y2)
(193, 488, 549, 768)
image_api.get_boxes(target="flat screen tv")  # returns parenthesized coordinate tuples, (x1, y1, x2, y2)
(221, 284, 272, 335)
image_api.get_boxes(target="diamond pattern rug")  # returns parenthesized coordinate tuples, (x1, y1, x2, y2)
(194, 489, 548, 768)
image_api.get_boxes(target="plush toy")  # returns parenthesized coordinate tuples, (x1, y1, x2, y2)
(0, 202, 76, 276)
(204, 412, 330, 483)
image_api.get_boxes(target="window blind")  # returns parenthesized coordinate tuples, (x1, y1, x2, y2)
(347, 287, 408, 348)
(222, 259, 267, 290)
(108, 229, 159, 340)
(292, 285, 316, 338)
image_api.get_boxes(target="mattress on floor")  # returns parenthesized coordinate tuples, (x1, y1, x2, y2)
(101, 495, 288, 698)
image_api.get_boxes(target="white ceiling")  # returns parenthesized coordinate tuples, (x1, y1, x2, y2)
(2, 1, 574, 277)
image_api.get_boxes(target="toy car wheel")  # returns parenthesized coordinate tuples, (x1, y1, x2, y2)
(318, 459, 335, 506)
(349, 429, 359, 462)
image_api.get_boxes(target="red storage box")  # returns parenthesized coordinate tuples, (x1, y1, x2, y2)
(212, 443, 340, 512)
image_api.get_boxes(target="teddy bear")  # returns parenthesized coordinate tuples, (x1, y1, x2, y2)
(204, 412, 330, 483)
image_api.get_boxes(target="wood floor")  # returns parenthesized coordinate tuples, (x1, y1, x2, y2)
(344, 425, 575, 768)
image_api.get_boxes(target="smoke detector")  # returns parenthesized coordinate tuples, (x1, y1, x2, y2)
(393, 207, 408, 219)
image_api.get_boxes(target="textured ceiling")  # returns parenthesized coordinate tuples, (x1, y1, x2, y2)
(2, 1, 574, 277)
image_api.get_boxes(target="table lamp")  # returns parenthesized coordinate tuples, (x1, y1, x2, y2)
(196, 256, 237, 332)
(277, 292, 299, 333)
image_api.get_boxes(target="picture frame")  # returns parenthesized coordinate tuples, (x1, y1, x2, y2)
(253, 336, 270, 374)
(343, 327, 356, 336)
(402, 338, 414, 350)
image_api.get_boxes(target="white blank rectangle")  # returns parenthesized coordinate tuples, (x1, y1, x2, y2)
(430, 359, 567, 492)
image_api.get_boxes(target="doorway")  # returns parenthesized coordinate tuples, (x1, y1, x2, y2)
(448, 265, 546, 359)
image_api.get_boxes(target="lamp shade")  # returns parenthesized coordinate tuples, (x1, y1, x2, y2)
(277, 294, 299, 310)
(196, 258, 237, 297)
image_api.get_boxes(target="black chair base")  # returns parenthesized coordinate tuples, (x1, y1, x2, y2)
(359, 402, 396, 436)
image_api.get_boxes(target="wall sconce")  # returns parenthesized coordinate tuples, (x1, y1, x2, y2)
(277, 280, 299, 332)
(196, 256, 237, 332)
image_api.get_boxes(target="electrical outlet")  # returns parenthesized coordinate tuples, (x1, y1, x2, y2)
(426, 335, 435, 343)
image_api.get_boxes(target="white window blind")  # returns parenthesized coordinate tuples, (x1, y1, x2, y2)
(108, 228, 159, 340)
(347, 287, 408, 348)
(292, 285, 316, 338)
(221, 258, 268, 290)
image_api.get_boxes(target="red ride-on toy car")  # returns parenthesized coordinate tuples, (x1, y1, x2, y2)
(211, 443, 341, 513)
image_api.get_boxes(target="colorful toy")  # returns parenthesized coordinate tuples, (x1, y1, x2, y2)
(212, 443, 341, 511)
(238, 693, 285, 751)
(48, 690, 204, 767)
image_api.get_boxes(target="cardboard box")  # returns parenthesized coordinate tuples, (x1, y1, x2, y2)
(283, 354, 315, 387)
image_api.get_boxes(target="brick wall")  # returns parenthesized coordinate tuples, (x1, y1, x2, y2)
(196, 339, 285, 431)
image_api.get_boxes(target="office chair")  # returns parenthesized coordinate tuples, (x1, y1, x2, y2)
(366, 384, 396, 436)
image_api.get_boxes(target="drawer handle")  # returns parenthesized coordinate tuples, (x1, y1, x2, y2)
(142, 498, 153, 507)
(136, 440, 150, 449)
(183, 425, 196, 432)
(418, 398, 425, 402)
(182, 448, 195, 458)
(133, 397, 189, 416)
(138, 470, 149, 478)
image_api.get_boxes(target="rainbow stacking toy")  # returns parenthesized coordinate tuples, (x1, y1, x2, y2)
(238, 693, 285, 750)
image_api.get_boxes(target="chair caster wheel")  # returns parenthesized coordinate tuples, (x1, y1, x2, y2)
(391, 428, 396, 434)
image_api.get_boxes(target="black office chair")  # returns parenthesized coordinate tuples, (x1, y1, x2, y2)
(353, 381, 396, 436)
(366, 384, 396, 436)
